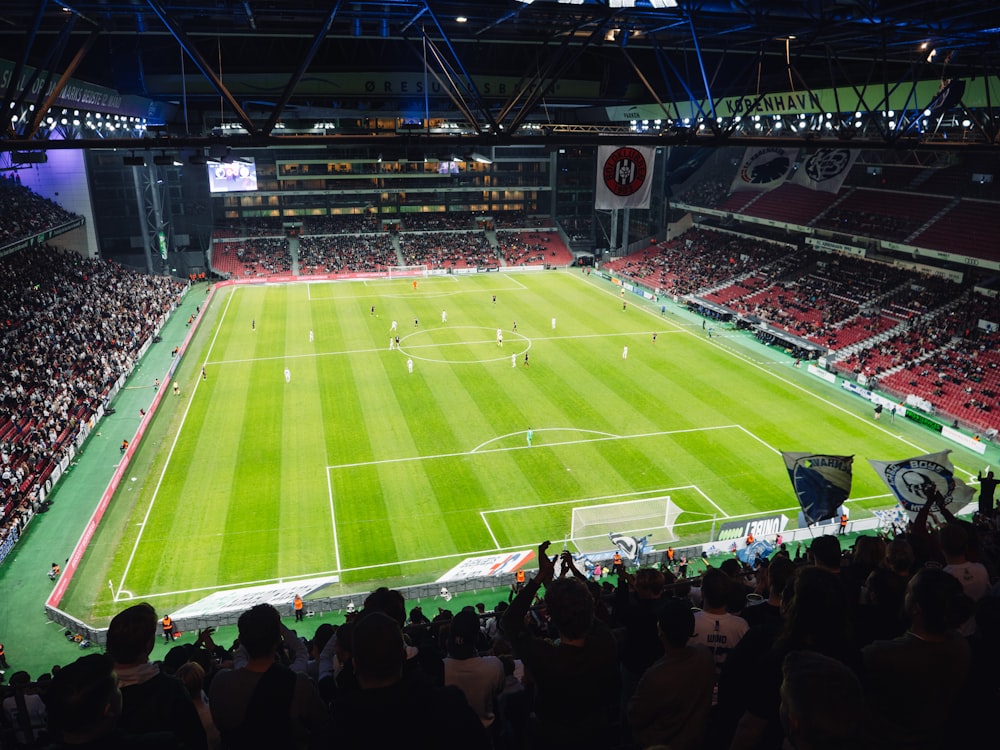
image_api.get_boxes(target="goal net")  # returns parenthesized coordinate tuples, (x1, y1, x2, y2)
(570, 495, 681, 554)
(387, 264, 429, 279)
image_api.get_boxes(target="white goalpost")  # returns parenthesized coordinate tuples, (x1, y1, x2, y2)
(387, 264, 429, 279)
(569, 495, 681, 553)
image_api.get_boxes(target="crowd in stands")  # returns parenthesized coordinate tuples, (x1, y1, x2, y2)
(398, 232, 499, 269)
(674, 177, 733, 209)
(7, 489, 1000, 749)
(297, 235, 396, 275)
(304, 215, 380, 235)
(0, 246, 186, 561)
(400, 213, 475, 232)
(602, 230, 788, 298)
(0, 176, 80, 247)
(496, 231, 556, 266)
(604, 226, 1000, 433)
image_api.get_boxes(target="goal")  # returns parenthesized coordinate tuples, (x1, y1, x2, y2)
(569, 495, 681, 553)
(387, 264, 429, 279)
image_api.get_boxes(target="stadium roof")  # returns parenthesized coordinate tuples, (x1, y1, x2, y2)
(1, 1, 999, 152)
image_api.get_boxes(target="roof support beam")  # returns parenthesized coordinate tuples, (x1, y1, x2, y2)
(144, 0, 258, 138)
(262, 1, 342, 136)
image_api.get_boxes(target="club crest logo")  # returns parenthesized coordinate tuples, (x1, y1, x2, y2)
(602, 147, 648, 197)
(882, 457, 955, 512)
(801, 148, 852, 183)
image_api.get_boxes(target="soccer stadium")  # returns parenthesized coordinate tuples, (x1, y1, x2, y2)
(1, 2, 999, 748)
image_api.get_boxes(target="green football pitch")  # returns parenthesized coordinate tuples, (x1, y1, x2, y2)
(62, 270, 974, 621)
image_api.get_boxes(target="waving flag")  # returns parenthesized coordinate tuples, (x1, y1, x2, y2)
(868, 450, 974, 518)
(609, 532, 649, 561)
(783, 452, 854, 524)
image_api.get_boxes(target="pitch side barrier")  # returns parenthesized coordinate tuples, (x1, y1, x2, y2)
(44, 284, 195, 626)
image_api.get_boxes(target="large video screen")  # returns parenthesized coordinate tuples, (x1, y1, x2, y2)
(207, 157, 258, 193)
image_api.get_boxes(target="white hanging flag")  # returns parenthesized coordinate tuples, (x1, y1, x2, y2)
(595, 146, 656, 209)
(868, 450, 975, 520)
(790, 148, 859, 193)
(729, 146, 798, 192)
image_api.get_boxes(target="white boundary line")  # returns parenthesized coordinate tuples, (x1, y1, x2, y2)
(116, 287, 238, 601)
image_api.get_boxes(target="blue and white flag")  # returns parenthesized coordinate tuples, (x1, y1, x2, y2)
(609, 532, 648, 561)
(789, 148, 859, 193)
(595, 146, 656, 209)
(783, 452, 854, 525)
(730, 147, 798, 192)
(868, 450, 975, 518)
(737, 539, 775, 566)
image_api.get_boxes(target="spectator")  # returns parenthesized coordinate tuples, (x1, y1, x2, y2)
(208, 604, 327, 750)
(329, 611, 489, 748)
(778, 650, 863, 750)
(501, 541, 620, 747)
(442, 607, 505, 731)
(43, 652, 176, 749)
(627, 597, 715, 750)
(861, 567, 974, 749)
(105, 603, 207, 749)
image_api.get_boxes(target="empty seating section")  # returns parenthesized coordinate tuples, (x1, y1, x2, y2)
(813, 189, 948, 241)
(739, 184, 839, 226)
(910, 200, 1000, 260)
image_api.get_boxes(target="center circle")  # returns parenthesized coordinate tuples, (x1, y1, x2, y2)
(397, 326, 532, 364)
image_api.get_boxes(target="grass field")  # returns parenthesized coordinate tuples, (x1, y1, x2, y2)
(63, 270, 969, 621)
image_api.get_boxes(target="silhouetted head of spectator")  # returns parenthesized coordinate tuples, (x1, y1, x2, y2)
(779, 567, 848, 650)
(174, 661, 206, 701)
(809, 535, 842, 572)
(884, 538, 915, 577)
(543, 577, 595, 641)
(447, 607, 482, 660)
(767, 555, 796, 602)
(363, 586, 407, 626)
(938, 522, 969, 559)
(699, 567, 731, 610)
(106, 603, 157, 666)
(237, 604, 281, 659)
(656, 597, 696, 649)
(779, 650, 862, 750)
(45, 653, 121, 742)
(310, 622, 336, 656)
(633, 567, 665, 599)
(353, 611, 405, 689)
(719, 558, 743, 579)
(863, 566, 906, 610)
(905, 566, 974, 636)
(851, 534, 886, 573)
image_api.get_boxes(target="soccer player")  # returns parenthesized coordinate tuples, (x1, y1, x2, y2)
(512, 321, 517, 332)
(412, 280, 418, 290)
(414, 317, 419, 328)
(172, 382, 180, 396)
(309, 329, 314, 342)
(622, 346, 628, 360)
(527, 428, 533, 446)
(497, 329, 503, 347)
(201, 367, 207, 380)
(284, 368, 291, 383)
(551, 318, 556, 330)
(371, 305, 375, 316)
(441, 310, 447, 323)
(512, 353, 517, 368)
(251, 319, 255, 330)
(390, 320, 397, 332)
(389, 337, 394, 350)
(492, 294, 496, 305)
(524, 352, 529, 367)
(407, 358, 414, 374)
(652, 333, 657, 343)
